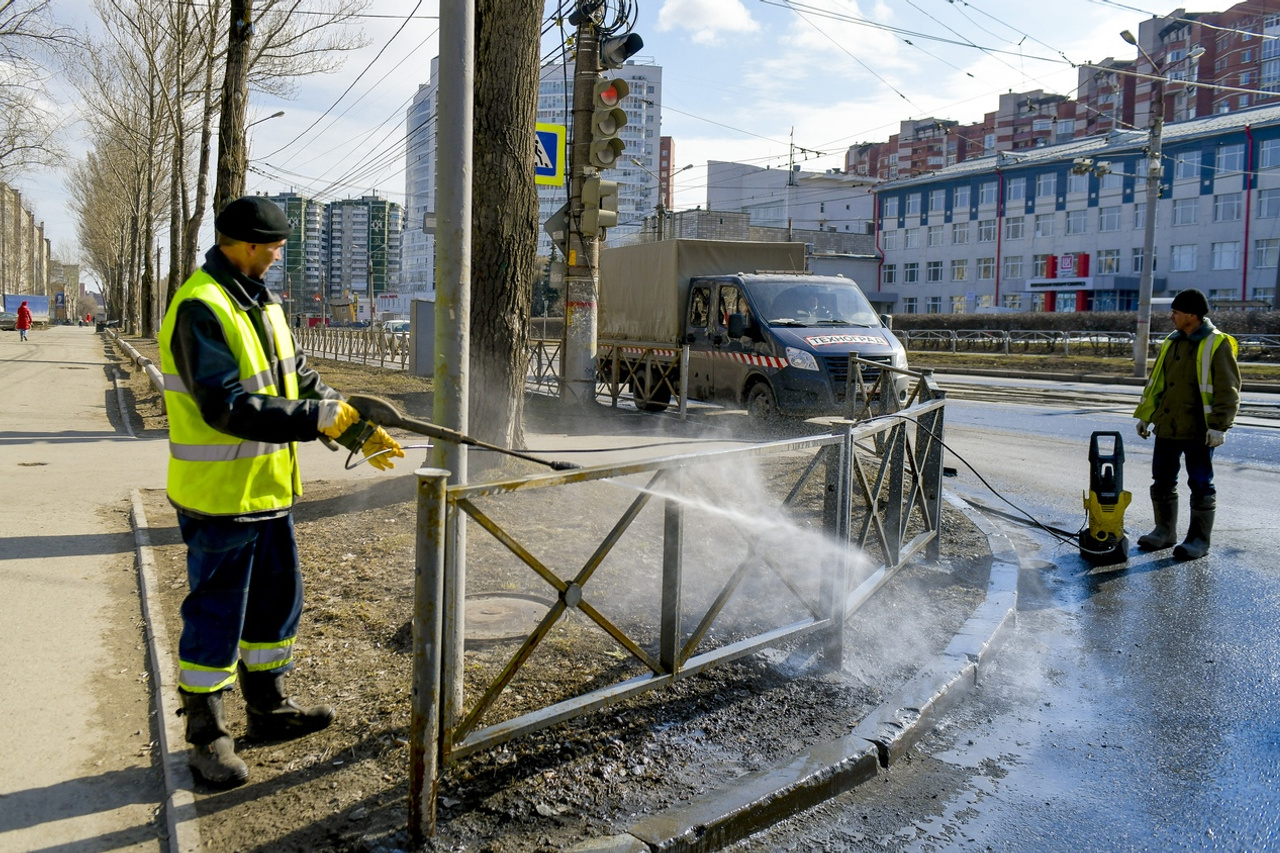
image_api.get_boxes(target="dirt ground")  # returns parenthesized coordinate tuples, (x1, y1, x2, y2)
(117, 340, 991, 853)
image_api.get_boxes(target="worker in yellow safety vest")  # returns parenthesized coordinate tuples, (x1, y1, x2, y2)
(1132, 288, 1240, 562)
(159, 196, 404, 787)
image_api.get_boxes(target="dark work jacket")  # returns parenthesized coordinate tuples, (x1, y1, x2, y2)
(167, 248, 343, 518)
(1146, 317, 1241, 440)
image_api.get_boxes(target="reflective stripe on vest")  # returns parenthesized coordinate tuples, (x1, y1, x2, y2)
(178, 661, 238, 693)
(158, 269, 303, 516)
(240, 637, 295, 672)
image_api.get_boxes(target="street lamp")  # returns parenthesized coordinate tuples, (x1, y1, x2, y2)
(247, 109, 285, 129)
(1122, 30, 1204, 378)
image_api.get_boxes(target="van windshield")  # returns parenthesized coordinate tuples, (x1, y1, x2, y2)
(752, 281, 880, 328)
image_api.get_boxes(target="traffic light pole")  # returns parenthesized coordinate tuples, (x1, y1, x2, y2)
(562, 24, 600, 406)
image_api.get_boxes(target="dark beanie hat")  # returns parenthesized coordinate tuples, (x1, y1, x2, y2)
(1171, 288, 1210, 317)
(214, 196, 292, 243)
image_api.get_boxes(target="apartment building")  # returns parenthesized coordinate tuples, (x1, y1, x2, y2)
(875, 104, 1280, 314)
(260, 192, 326, 317)
(324, 194, 403, 322)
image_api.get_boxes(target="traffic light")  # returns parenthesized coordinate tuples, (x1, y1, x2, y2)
(581, 175, 619, 235)
(600, 32, 643, 69)
(590, 77, 629, 169)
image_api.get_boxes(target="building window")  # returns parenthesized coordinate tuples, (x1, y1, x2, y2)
(1035, 213, 1055, 237)
(902, 297, 918, 313)
(1098, 206, 1121, 231)
(1260, 139, 1280, 168)
(1007, 177, 1026, 202)
(905, 228, 921, 249)
(882, 230, 899, 251)
(1173, 198, 1199, 225)
(1256, 238, 1280, 268)
(951, 259, 968, 281)
(951, 295, 967, 313)
(904, 262, 920, 283)
(1211, 241, 1241, 270)
(1132, 247, 1145, 274)
(952, 221, 970, 244)
(1097, 249, 1121, 273)
(1100, 170, 1124, 190)
(1218, 143, 1245, 173)
(978, 219, 997, 242)
(1002, 293, 1023, 310)
(1259, 188, 1280, 217)
(1003, 255, 1024, 279)
(1033, 253, 1052, 276)
(929, 189, 946, 213)
(1215, 192, 1243, 222)
(979, 181, 997, 205)
(928, 225, 945, 247)
(927, 260, 944, 282)
(882, 196, 899, 218)
(1170, 244, 1198, 272)
(905, 193, 921, 215)
(1066, 209, 1087, 235)
(1067, 172, 1087, 194)
(1005, 216, 1024, 240)
(954, 185, 971, 208)
(1254, 287, 1276, 305)
(1036, 173, 1057, 198)
(977, 257, 996, 280)
(1134, 202, 1147, 230)
(1173, 151, 1202, 179)
(882, 264, 897, 285)
(926, 296, 942, 314)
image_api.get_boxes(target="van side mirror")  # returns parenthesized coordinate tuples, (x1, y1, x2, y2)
(727, 314, 746, 339)
(879, 313, 893, 329)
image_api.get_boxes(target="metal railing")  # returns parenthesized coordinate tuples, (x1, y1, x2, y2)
(406, 375, 947, 841)
(905, 328, 1143, 357)
(296, 325, 411, 369)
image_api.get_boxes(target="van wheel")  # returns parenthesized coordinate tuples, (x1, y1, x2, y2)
(746, 383, 778, 420)
(632, 366, 671, 413)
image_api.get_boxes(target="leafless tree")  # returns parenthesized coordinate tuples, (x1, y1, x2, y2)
(0, 0, 76, 180)
(469, 0, 543, 449)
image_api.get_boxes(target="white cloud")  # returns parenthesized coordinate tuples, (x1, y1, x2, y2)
(657, 0, 759, 46)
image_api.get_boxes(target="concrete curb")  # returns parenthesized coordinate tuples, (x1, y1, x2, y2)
(570, 490, 1021, 853)
(131, 490, 202, 853)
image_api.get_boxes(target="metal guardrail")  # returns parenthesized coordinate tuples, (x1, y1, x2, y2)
(296, 325, 411, 369)
(405, 378, 948, 840)
(107, 329, 166, 412)
(904, 328, 1279, 359)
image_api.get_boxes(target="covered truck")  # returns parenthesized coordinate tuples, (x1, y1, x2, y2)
(597, 239, 909, 417)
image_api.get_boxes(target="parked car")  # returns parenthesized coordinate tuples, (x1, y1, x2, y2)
(383, 320, 410, 334)
(0, 311, 17, 331)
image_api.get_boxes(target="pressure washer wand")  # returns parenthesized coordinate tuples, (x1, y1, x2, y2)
(345, 394, 578, 471)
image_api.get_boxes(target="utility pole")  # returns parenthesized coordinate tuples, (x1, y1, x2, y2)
(214, 0, 253, 214)
(562, 24, 601, 406)
(1133, 75, 1163, 379)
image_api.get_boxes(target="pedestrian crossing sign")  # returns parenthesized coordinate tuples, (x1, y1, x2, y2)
(535, 123, 565, 186)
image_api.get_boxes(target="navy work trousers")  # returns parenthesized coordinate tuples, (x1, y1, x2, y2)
(1150, 436, 1216, 502)
(177, 512, 303, 677)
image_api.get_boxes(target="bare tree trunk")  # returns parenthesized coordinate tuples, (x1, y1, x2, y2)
(469, 0, 541, 450)
(213, 0, 252, 214)
(185, 46, 219, 278)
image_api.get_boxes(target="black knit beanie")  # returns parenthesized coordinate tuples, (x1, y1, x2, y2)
(215, 196, 293, 243)
(1170, 288, 1210, 317)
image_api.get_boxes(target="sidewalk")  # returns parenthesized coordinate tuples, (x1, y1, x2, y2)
(0, 326, 167, 852)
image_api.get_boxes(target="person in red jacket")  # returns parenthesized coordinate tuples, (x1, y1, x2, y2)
(16, 301, 32, 341)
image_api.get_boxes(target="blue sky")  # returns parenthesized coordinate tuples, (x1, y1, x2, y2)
(24, 0, 1172, 273)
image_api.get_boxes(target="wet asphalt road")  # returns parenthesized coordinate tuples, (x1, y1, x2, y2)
(729, 375, 1280, 851)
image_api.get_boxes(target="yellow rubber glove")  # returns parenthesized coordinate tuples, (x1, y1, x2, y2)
(362, 425, 405, 471)
(318, 400, 361, 439)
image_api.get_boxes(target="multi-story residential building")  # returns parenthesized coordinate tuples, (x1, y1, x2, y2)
(707, 161, 878, 236)
(402, 64, 438, 298)
(874, 104, 1280, 314)
(261, 192, 326, 318)
(324, 194, 403, 322)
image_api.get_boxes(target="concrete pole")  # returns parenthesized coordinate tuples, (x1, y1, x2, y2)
(1133, 76, 1163, 379)
(562, 25, 600, 406)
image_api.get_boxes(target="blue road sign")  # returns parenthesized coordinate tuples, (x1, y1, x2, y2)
(535, 123, 566, 186)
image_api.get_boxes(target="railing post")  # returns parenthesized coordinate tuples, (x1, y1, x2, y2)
(822, 423, 853, 668)
(660, 469, 683, 673)
(917, 376, 946, 562)
(409, 467, 451, 846)
(678, 344, 690, 421)
(885, 419, 907, 567)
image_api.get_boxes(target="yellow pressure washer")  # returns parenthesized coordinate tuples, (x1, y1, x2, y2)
(1079, 430, 1131, 565)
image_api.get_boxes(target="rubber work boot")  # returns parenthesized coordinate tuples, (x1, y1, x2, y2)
(238, 661, 335, 741)
(179, 689, 248, 787)
(1174, 496, 1215, 561)
(1137, 488, 1179, 552)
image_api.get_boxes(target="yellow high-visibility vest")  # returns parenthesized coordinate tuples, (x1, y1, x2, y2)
(158, 270, 302, 516)
(1134, 329, 1238, 424)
